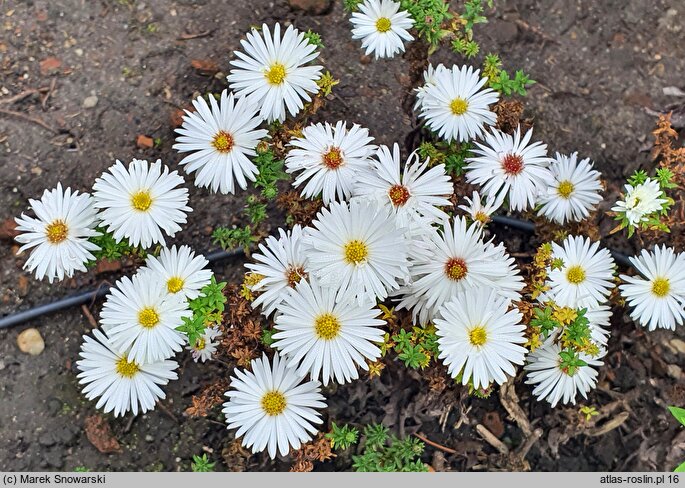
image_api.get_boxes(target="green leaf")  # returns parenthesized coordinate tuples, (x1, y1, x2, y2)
(669, 406, 685, 426)
(675, 460, 685, 472)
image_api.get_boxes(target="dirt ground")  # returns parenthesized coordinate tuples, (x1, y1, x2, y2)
(1, 0, 685, 472)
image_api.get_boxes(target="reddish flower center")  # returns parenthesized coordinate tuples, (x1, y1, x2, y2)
(388, 184, 411, 206)
(444, 257, 468, 281)
(501, 153, 524, 176)
(322, 147, 344, 170)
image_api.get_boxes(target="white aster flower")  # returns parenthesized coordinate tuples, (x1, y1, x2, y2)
(286, 121, 376, 204)
(142, 245, 213, 301)
(418, 65, 499, 142)
(304, 200, 410, 303)
(352, 143, 453, 228)
(584, 304, 612, 347)
(413, 63, 446, 111)
(611, 177, 667, 227)
(173, 90, 268, 194)
(397, 216, 524, 325)
(272, 277, 385, 385)
(15, 183, 100, 283)
(458, 190, 504, 226)
(465, 126, 554, 212)
(246, 225, 310, 318)
(100, 272, 191, 364)
(619, 245, 685, 331)
(435, 288, 527, 390)
(222, 353, 326, 459)
(524, 339, 603, 408)
(350, 0, 415, 59)
(538, 152, 603, 224)
(187, 326, 222, 363)
(228, 23, 323, 123)
(92, 159, 191, 249)
(77, 329, 178, 417)
(545, 235, 615, 309)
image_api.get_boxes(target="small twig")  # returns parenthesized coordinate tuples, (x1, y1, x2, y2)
(515, 427, 543, 459)
(81, 304, 97, 328)
(414, 432, 457, 455)
(514, 19, 559, 44)
(476, 424, 509, 454)
(206, 418, 226, 427)
(0, 108, 57, 133)
(0, 87, 49, 105)
(156, 401, 179, 423)
(499, 379, 533, 437)
(176, 30, 213, 41)
(42, 79, 57, 110)
(585, 412, 630, 437)
(123, 415, 136, 433)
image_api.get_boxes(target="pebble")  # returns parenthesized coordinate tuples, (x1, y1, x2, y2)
(17, 328, 45, 355)
(670, 339, 685, 355)
(145, 435, 154, 442)
(83, 95, 98, 108)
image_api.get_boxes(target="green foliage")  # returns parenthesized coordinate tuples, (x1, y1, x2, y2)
(391, 325, 439, 369)
(245, 195, 268, 226)
(399, 0, 451, 49)
(343, 0, 363, 11)
(191, 454, 215, 472)
(669, 407, 685, 472)
(558, 349, 587, 377)
(627, 169, 649, 186)
(212, 225, 257, 253)
(303, 29, 324, 49)
(483, 53, 536, 96)
(88, 227, 144, 265)
(352, 424, 427, 472)
(253, 146, 288, 200)
(261, 328, 275, 348)
(462, 0, 492, 32)
(317, 71, 340, 97)
(451, 38, 479, 58)
(418, 141, 472, 176)
(177, 276, 226, 346)
(530, 306, 557, 339)
(613, 170, 674, 238)
(326, 422, 360, 450)
(73, 466, 90, 472)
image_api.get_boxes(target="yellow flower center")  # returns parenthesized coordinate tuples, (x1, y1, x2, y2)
(375, 17, 392, 32)
(445, 257, 468, 281)
(261, 391, 287, 416)
(651, 277, 670, 297)
(195, 338, 206, 350)
(566, 265, 586, 285)
(322, 147, 344, 170)
(557, 180, 575, 199)
(314, 313, 341, 340)
(138, 307, 160, 328)
(285, 266, 306, 288)
(131, 190, 152, 211)
(450, 97, 469, 116)
(265, 62, 286, 85)
(344, 239, 369, 265)
(468, 326, 488, 347)
(167, 276, 184, 294)
(45, 220, 68, 244)
(116, 357, 140, 378)
(474, 211, 489, 224)
(212, 130, 234, 153)
(388, 184, 411, 206)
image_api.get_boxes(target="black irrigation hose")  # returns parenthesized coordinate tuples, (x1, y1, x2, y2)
(0, 248, 245, 331)
(0, 216, 636, 331)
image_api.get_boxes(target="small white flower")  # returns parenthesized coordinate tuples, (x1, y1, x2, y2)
(228, 23, 323, 123)
(15, 183, 100, 283)
(222, 353, 326, 459)
(304, 200, 411, 303)
(142, 245, 213, 300)
(397, 216, 524, 325)
(350, 0, 415, 59)
(545, 235, 616, 309)
(619, 245, 685, 331)
(286, 121, 376, 204)
(611, 177, 667, 227)
(187, 326, 222, 363)
(173, 90, 268, 194)
(273, 277, 385, 385)
(77, 329, 178, 417)
(538, 152, 603, 225)
(352, 143, 453, 228)
(413, 63, 446, 111)
(100, 272, 191, 364)
(458, 190, 504, 226)
(92, 159, 191, 249)
(435, 288, 527, 390)
(465, 126, 554, 212)
(525, 339, 603, 408)
(418, 65, 499, 142)
(246, 225, 310, 318)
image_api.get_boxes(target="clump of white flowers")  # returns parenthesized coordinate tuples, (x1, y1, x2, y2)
(11, 18, 685, 464)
